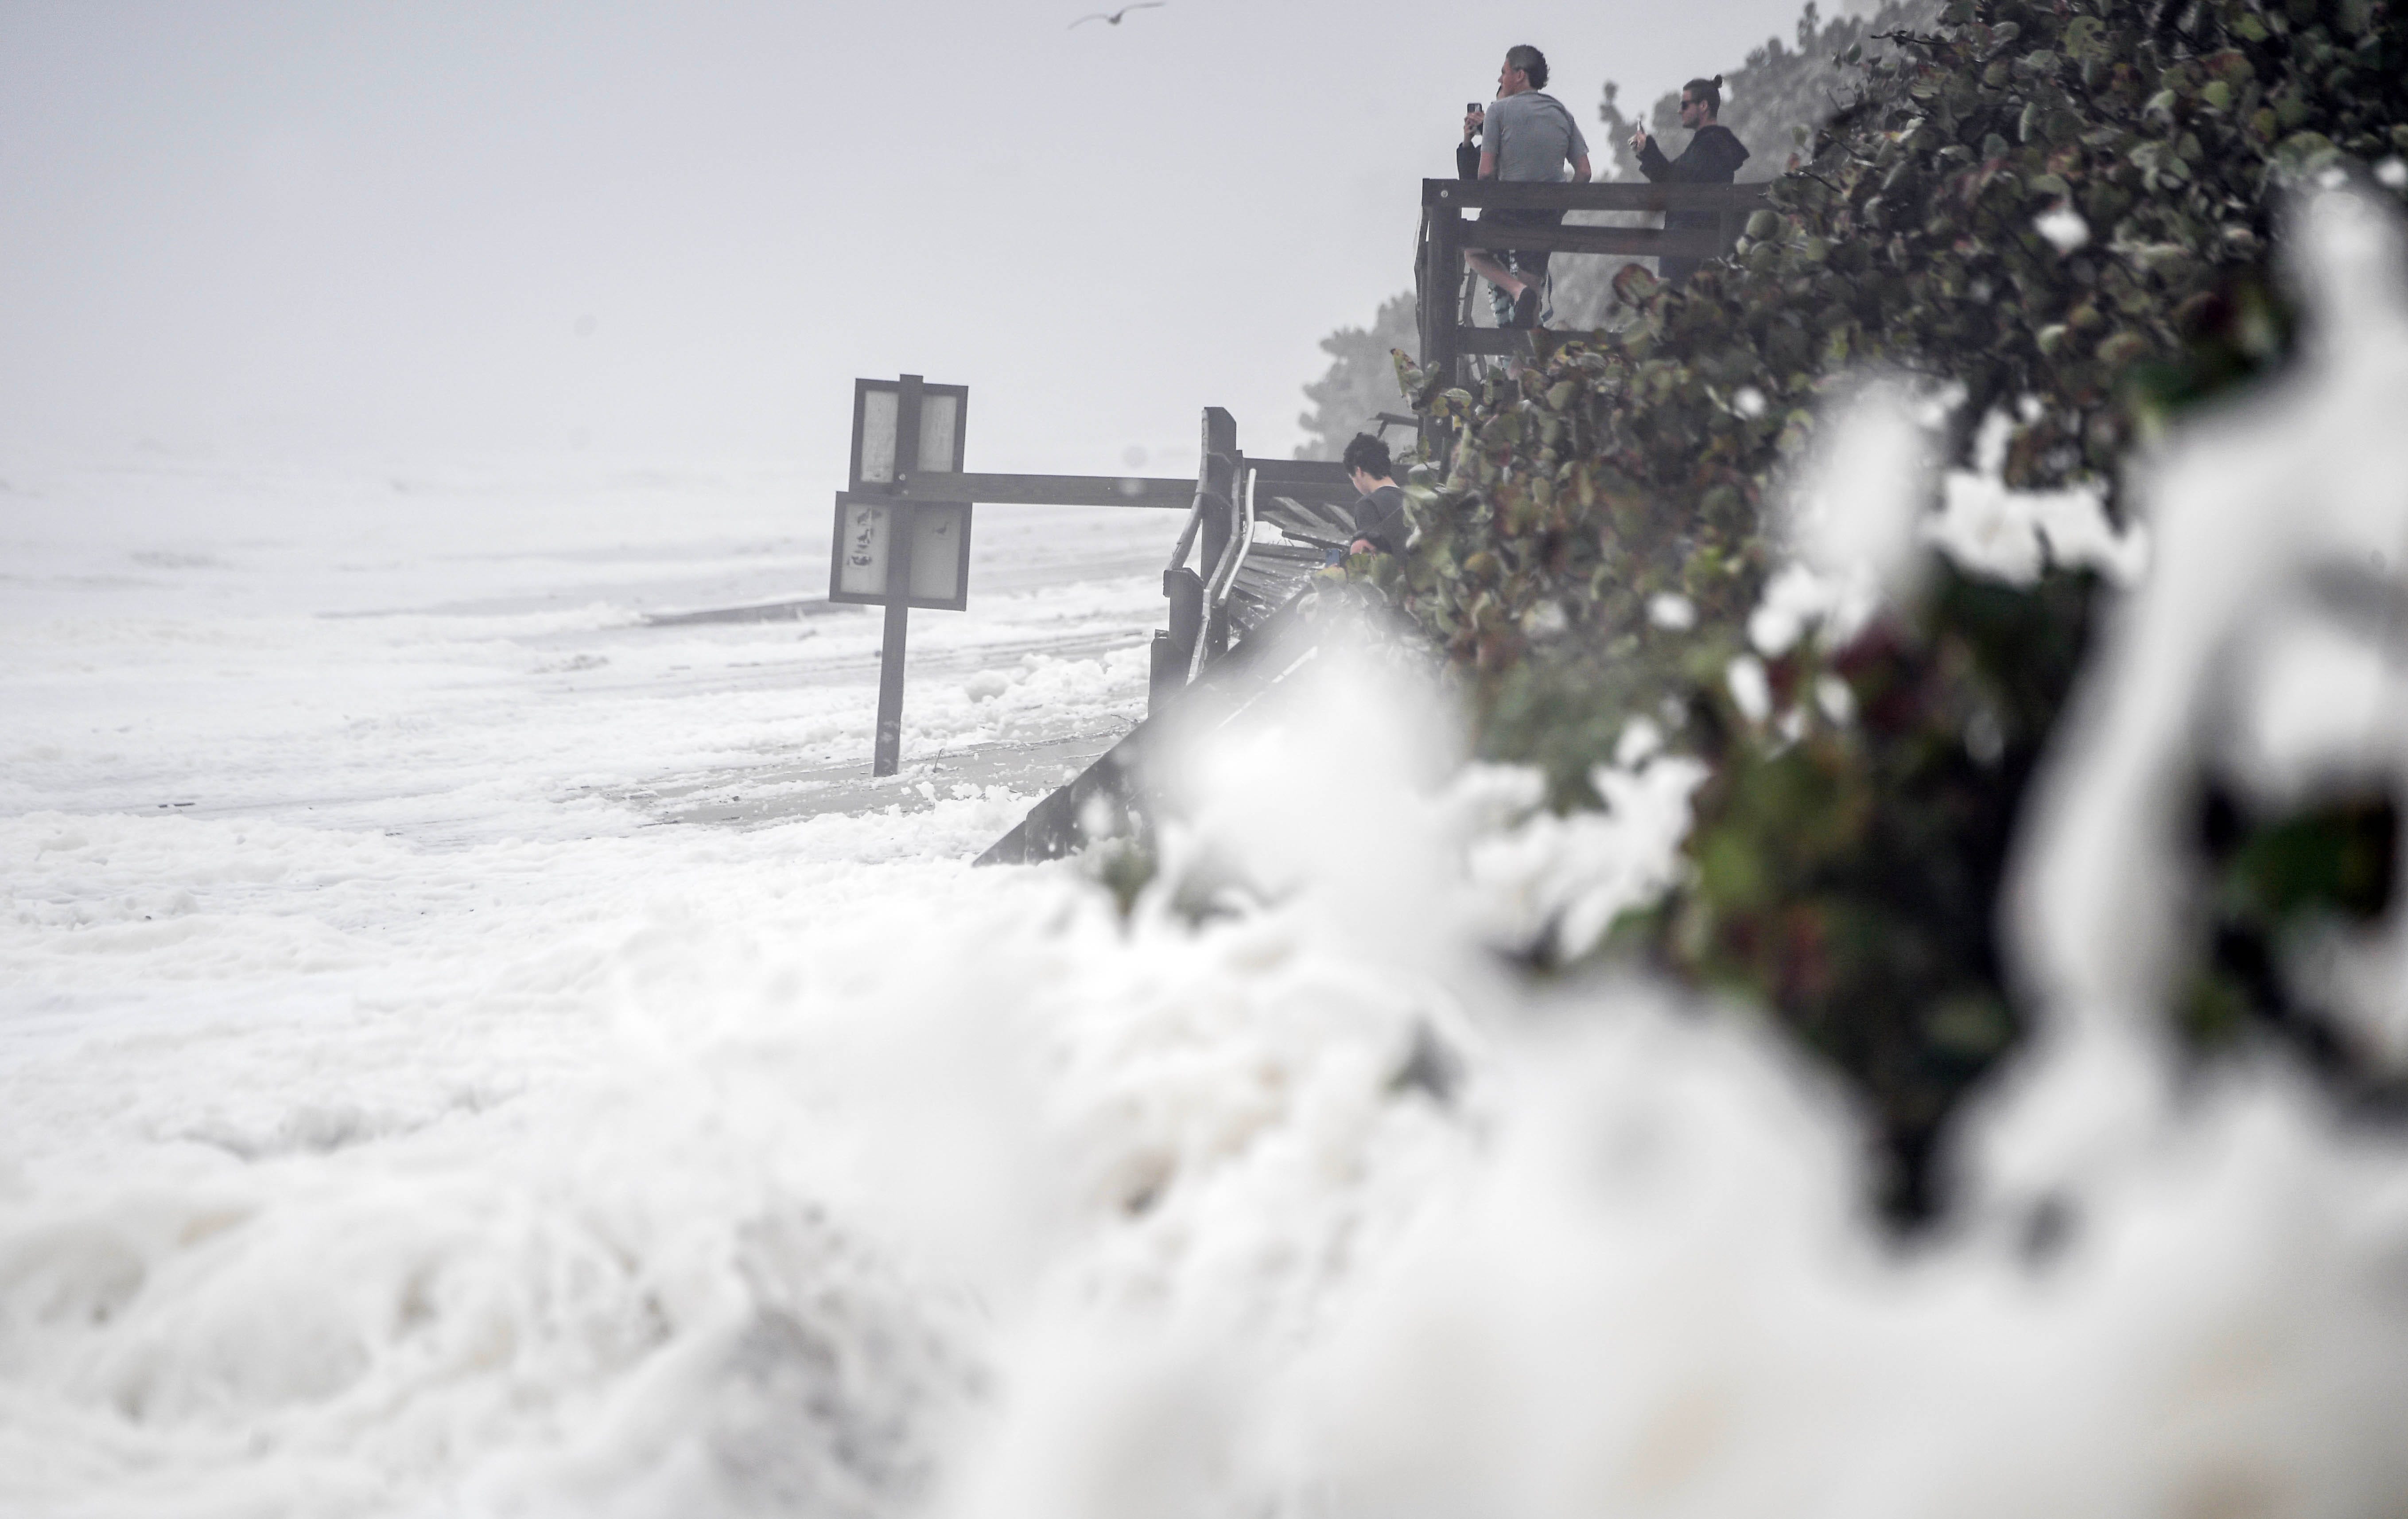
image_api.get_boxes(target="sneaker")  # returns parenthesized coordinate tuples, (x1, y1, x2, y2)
(1510, 284, 1542, 328)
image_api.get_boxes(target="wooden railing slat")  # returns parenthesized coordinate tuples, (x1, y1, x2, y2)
(1422, 177, 1771, 212)
(1458, 223, 1734, 259)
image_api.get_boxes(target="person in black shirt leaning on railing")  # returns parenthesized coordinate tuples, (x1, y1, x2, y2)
(1631, 74, 1751, 288)
(1458, 45, 1591, 329)
(1342, 433, 1410, 557)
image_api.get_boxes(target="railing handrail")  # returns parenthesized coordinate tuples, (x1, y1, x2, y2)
(1166, 487, 1216, 575)
(1214, 468, 1257, 615)
(1422, 177, 1773, 213)
(1189, 464, 1251, 682)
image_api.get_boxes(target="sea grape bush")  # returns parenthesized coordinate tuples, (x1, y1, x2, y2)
(1379, 0, 2408, 1218)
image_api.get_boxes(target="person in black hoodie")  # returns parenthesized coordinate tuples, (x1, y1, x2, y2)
(1631, 75, 1750, 288)
(1341, 433, 1409, 557)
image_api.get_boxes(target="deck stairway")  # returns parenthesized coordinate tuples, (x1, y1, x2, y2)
(1228, 491, 1360, 635)
(975, 410, 1380, 865)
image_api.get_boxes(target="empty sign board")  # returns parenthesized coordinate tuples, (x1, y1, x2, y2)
(851, 378, 969, 486)
(827, 494, 974, 611)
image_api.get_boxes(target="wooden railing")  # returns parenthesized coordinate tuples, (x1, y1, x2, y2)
(1416, 177, 1772, 382)
(880, 419, 1359, 716)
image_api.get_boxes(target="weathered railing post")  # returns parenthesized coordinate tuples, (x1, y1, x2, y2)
(1157, 566, 1202, 706)
(1425, 183, 1465, 390)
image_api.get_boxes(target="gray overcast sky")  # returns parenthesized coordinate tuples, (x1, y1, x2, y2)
(1, 0, 1814, 476)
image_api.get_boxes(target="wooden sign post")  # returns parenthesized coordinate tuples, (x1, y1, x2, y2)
(823, 382, 1354, 783)
(830, 374, 972, 776)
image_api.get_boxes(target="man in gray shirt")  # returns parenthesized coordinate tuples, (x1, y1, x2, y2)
(1460, 45, 1591, 328)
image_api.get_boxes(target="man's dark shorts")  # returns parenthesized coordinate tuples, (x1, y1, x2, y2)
(1476, 206, 1566, 280)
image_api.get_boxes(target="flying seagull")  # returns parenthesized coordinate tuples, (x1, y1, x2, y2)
(1069, 2, 1164, 27)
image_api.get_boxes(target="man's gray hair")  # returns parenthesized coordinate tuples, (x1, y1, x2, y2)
(1505, 44, 1548, 90)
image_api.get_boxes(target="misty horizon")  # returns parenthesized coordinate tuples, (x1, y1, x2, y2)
(4, 0, 1820, 480)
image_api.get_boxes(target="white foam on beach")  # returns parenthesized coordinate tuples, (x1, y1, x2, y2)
(9, 189, 2408, 1519)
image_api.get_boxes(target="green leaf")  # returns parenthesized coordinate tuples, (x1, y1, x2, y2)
(2095, 329, 2152, 367)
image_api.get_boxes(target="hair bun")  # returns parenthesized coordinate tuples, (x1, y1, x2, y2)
(1713, 74, 1724, 86)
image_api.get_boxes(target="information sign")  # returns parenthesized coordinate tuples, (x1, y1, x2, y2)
(827, 494, 972, 611)
(837, 373, 974, 777)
